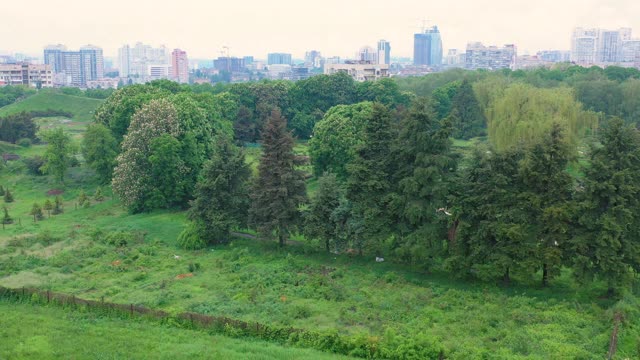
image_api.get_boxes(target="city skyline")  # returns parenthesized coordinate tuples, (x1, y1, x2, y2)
(2, 0, 640, 59)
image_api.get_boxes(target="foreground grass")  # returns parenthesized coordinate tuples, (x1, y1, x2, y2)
(0, 90, 103, 122)
(0, 300, 351, 359)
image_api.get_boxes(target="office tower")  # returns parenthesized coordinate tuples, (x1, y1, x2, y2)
(377, 40, 391, 65)
(171, 49, 189, 83)
(80, 45, 104, 82)
(267, 53, 292, 65)
(213, 57, 245, 72)
(357, 46, 378, 63)
(44, 44, 104, 87)
(465, 42, 516, 70)
(414, 26, 442, 66)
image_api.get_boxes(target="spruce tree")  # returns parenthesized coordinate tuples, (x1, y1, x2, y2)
(43, 199, 53, 218)
(570, 118, 640, 296)
(30, 203, 44, 222)
(52, 196, 64, 215)
(346, 103, 395, 255)
(450, 79, 486, 139)
(94, 187, 105, 202)
(249, 109, 307, 247)
(305, 173, 343, 253)
(2, 206, 12, 225)
(186, 136, 251, 245)
(78, 190, 89, 208)
(390, 100, 458, 266)
(3, 189, 14, 203)
(519, 123, 573, 287)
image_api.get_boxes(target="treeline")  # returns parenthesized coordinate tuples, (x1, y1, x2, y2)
(78, 68, 640, 295)
(0, 85, 36, 108)
(0, 109, 75, 144)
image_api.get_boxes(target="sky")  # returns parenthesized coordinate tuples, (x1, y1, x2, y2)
(2, 0, 639, 60)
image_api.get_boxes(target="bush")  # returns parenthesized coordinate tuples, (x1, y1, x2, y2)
(177, 224, 207, 250)
(104, 231, 130, 247)
(23, 156, 45, 176)
(17, 138, 32, 147)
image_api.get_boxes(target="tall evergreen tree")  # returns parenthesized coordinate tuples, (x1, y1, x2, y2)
(249, 109, 307, 247)
(305, 173, 343, 253)
(390, 100, 457, 266)
(449, 79, 486, 139)
(346, 103, 395, 255)
(570, 118, 640, 296)
(519, 123, 573, 286)
(3, 189, 13, 203)
(186, 136, 251, 245)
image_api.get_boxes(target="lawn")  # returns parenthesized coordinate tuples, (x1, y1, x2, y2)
(0, 90, 104, 123)
(0, 300, 352, 360)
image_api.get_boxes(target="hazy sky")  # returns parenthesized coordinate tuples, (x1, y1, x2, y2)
(2, 0, 639, 60)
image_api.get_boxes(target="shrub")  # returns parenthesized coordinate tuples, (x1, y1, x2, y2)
(23, 156, 45, 176)
(3, 189, 14, 203)
(17, 138, 32, 147)
(187, 262, 201, 273)
(52, 196, 64, 214)
(177, 224, 207, 250)
(104, 231, 130, 247)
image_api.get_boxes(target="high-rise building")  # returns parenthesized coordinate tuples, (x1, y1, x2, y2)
(304, 50, 322, 68)
(537, 50, 571, 63)
(377, 40, 391, 65)
(213, 57, 245, 73)
(413, 26, 442, 66)
(43, 44, 104, 87)
(571, 27, 640, 65)
(171, 49, 189, 83)
(267, 53, 292, 65)
(598, 29, 624, 63)
(622, 40, 640, 62)
(357, 46, 378, 64)
(118, 43, 169, 81)
(465, 42, 516, 70)
(0, 63, 53, 87)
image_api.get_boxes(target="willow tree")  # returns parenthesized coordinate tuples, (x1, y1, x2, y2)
(487, 83, 597, 152)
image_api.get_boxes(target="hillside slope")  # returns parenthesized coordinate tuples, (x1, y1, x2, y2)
(0, 91, 103, 122)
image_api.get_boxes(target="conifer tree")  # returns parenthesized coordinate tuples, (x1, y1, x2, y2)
(186, 136, 251, 245)
(52, 196, 64, 215)
(30, 203, 44, 222)
(78, 190, 89, 208)
(249, 109, 307, 247)
(0, 185, 5, 196)
(94, 187, 105, 202)
(3, 189, 14, 203)
(570, 118, 640, 296)
(2, 206, 12, 225)
(449, 79, 486, 139)
(390, 100, 458, 266)
(346, 103, 395, 254)
(519, 123, 573, 286)
(304, 173, 343, 253)
(43, 199, 53, 218)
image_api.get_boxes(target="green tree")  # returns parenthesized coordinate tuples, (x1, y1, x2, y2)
(570, 118, 640, 296)
(431, 81, 460, 119)
(304, 173, 344, 253)
(52, 196, 63, 215)
(94, 187, 104, 202)
(309, 102, 374, 179)
(519, 123, 573, 286)
(3, 189, 14, 203)
(78, 190, 89, 208)
(43, 199, 53, 218)
(2, 206, 12, 225)
(40, 128, 75, 183)
(184, 136, 251, 246)
(0, 185, 4, 196)
(390, 100, 457, 266)
(449, 79, 486, 139)
(30, 203, 44, 222)
(82, 123, 118, 184)
(346, 103, 395, 255)
(146, 134, 188, 209)
(249, 109, 307, 247)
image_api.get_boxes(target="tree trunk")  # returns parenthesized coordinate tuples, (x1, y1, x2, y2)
(542, 263, 549, 287)
(503, 267, 510, 286)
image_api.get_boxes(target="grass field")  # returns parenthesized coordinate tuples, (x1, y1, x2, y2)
(0, 90, 104, 122)
(0, 300, 352, 359)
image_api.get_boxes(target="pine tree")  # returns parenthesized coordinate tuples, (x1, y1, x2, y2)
(519, 123, 573, 287)
(43, 199, 53, 218)
(78, 190, 89, 208)
(450, 79, 486, 139)
(186, 136, 251, 245)
(2, 206, 12, 225)
(249, 109, 307, 247)
(3, 189, 14, 203)
(52, 196, 64, 215)
(346, 103, 395, 255)
(30, 203, 44, 222)
(305, 173, 343, 253)
(570, 118, 640, 296)
(390, 100, 457, 266)
(94, 187, 105, 202)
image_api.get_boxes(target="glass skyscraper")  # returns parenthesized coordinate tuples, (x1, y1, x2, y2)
(413, 26, 443, 66)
